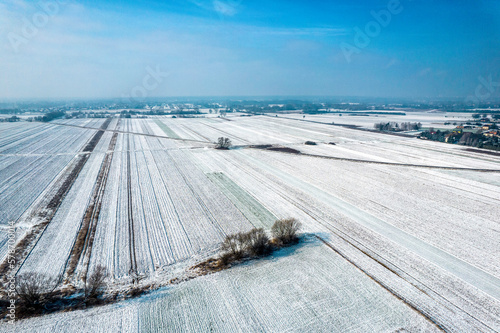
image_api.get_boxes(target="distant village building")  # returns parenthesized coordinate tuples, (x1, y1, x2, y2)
(484, 130, 499, 137)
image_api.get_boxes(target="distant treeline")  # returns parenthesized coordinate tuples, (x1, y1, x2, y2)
(119, 109, 202, 117)
(472, 113, 500, 119)
(34, 111, 66, 122)
(0, 116, 21, 122)
(0, 108, 21, 114)
(346, 112, 406, 116)
(374, 122, 422, 131)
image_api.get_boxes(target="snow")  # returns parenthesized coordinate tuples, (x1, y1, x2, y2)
(2, 238, 440, 332)
(1, 116, 499, 331)
(282, 111, 473, 131)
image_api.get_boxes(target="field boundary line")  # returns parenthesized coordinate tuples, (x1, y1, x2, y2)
(126, 126, 138, 280)
(315, 235, 448, 331)
(315, 234, 498, 333)
(247, 146, 500, 172)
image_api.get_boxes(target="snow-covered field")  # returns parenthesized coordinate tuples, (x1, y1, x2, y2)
(0, 121, 100, 262)
(88, 121, 254, 281)
(3, 238, 441, 333)
(281, 111, 473, 131)
(1, 115, 499, 331)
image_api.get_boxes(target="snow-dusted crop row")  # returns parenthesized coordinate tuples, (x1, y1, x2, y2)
(18, 151, 108, 281)
(2, 239, 441, 332)
(0, 121, 100, 155)
(239, 148, 500, 276)
(190, 140, 500, 329)
(87, 119, 254, 280)
(2, 117, 498, 331)
(14, 120, 114, 281)
(283, 111, 472, 131)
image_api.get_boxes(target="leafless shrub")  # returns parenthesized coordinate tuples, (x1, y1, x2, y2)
(220, 228, 273, 264)
(16, 272, 56, 307)
(0, 298, 10, 317)
(220, 233, 246, 260)
(243, 228, 271, 256)
(219, 252, 233, 266)
(271, 218, 302, 245)
(85, 265, 108, 300)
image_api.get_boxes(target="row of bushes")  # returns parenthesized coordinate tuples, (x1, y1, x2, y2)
(2, 219, 303, 319)
(374, 122, 422, 132)
(220, 218, 301, 264)
(1, 266, 108, 319)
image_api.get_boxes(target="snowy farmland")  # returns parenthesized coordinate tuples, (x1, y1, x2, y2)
(2, 238, 440, 333)
(1, 115, 499, 332)
(281, 110, 473, 132)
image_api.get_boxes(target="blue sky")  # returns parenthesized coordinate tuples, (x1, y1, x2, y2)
(0, 0, 499, 100)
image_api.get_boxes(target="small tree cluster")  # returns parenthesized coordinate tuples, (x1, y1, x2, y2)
(14, 272, 58, 317)
(34, 111, 66, 122)
(219, 219, 302, 266)
(243, 228, 271, 256)
(271, 218, 302, 245)
(220, 233, 246, 261)
(16, 272, 56, 308)
(12, 266, 108, 317)
(215, 137, 232, 149)
(374, 122, 422, 131)
(220, 228, 271, 264)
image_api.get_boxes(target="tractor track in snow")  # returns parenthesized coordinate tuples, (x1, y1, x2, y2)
(126, 130, 138, 279)
(64, 131, 118, 283)
(1, 119, 112, 281)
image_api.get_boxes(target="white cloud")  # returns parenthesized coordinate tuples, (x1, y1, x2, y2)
(187, 0, 241, 16)
(212, 0, 239, 16)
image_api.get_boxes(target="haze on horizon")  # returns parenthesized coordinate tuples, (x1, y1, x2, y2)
(0, 0, 499, 101)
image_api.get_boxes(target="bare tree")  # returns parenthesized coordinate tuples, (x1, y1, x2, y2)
(271, 218, 302, 245)
(16, 272, 56, 307)
(220, 233, 245, 260)
(85, 265, 108, 300)
(215, 137, 232, 149)
(243, 228, 271, 256)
